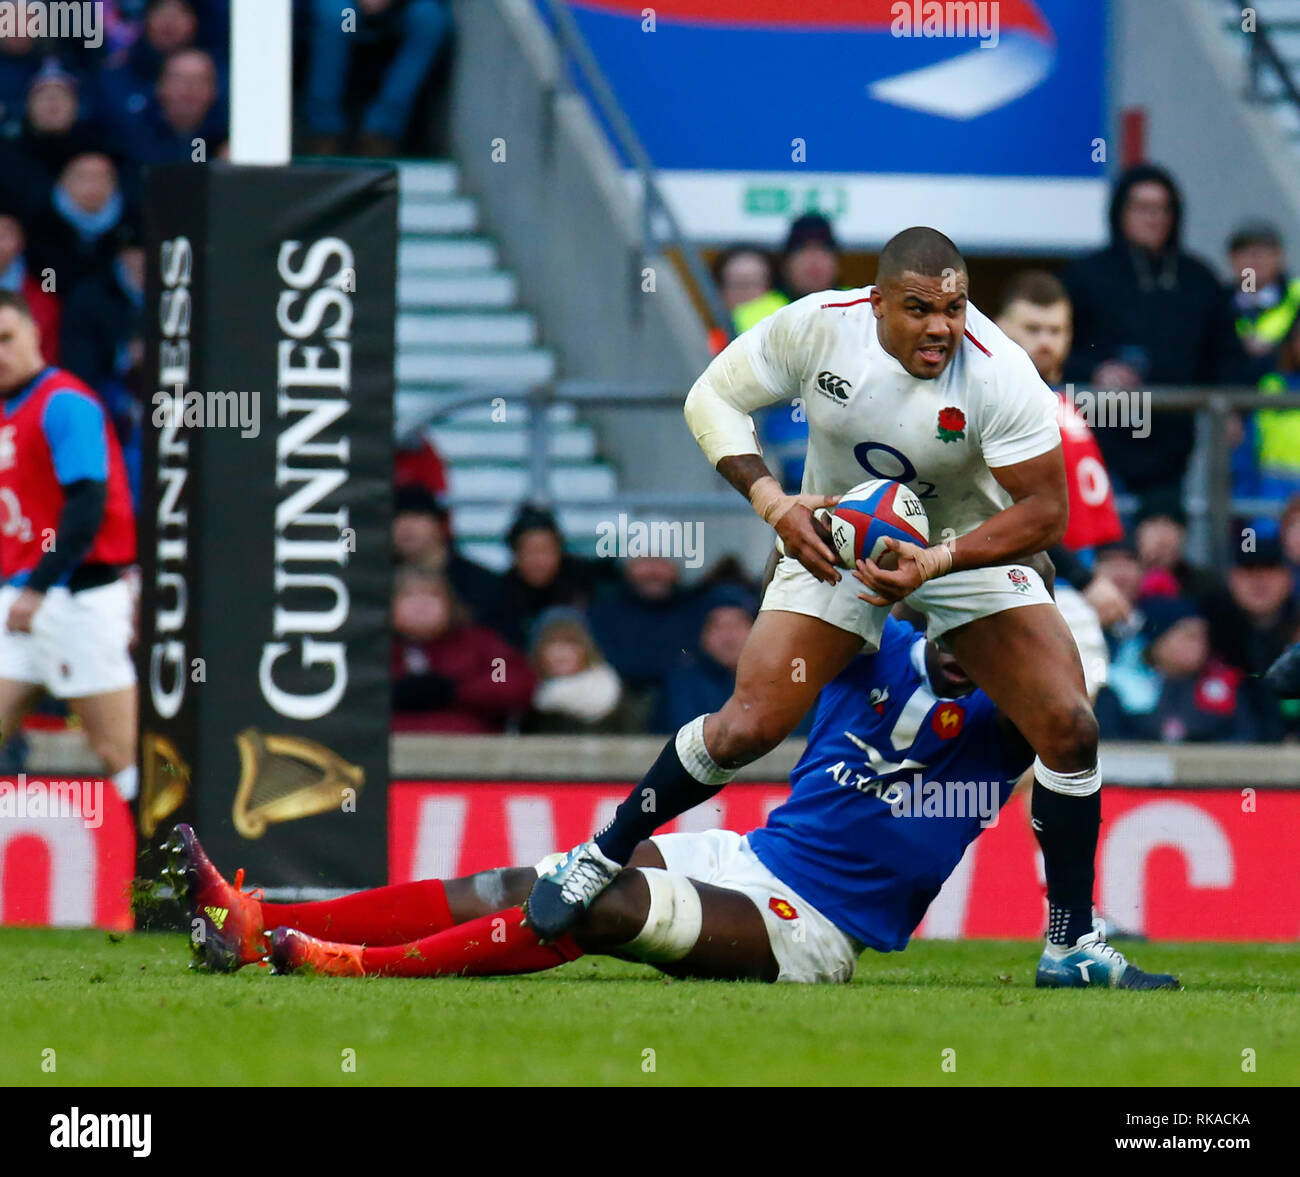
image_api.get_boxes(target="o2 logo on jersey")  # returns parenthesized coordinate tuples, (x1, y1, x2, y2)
(0, 425, 15, 471)
(0, 486, 32, 543)
(853, 441, 937, 499)
(931, 702, 965, 739)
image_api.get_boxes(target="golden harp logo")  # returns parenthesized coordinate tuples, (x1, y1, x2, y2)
(139, 731, 191, 838)
(232, 728, 364, 839)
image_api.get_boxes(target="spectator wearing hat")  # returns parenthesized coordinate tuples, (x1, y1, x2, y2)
(390, 567, 533, 734)
(522, 607, 628, 734)
(1062, 165, 1253, 516)
(481, 503, 610, 649)
(749, 213, 847, 490)
(1095, 596, 1262, 742)
(0, 212, 59, 362)
(1204, 539, 1299, 686)
(781, 213, 841, 301)
(394, 432, 447, 496)
(0, 62, 115, 218)
(391, 486, 500, 623)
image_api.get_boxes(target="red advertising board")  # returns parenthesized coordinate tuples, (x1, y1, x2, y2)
(390, 781, 1300, 942)
(0, 777, 134, 930)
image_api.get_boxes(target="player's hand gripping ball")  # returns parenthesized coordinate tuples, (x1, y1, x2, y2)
(818, 479, 930, 571)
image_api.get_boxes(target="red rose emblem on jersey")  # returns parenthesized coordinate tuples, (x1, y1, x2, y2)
(931, 702, 965, 739)
(936, 406, 966, 443)
(1008, 568, 1031, 594)
(769, 897, 799, 921)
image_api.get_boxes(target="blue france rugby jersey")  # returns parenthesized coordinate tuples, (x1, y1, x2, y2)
(748, 617, 1032, 951)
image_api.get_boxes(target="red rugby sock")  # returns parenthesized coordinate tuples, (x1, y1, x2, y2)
(358, 907, 584, 977)
(260, 879, 455, 946)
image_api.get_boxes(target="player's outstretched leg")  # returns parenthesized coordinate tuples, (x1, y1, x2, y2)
(163, 824, 269, 972)
(268, 906, 584, 978)
(273, 843, 782, 983)
(1036, 917, 1180, 990)
(525, 611, 863, 940)
(165, 823, 539, 970)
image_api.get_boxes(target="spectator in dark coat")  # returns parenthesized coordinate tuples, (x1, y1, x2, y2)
(1062, 164, 1253, 513)
(483, 503, 612, 649)
(121, 48, 226, 166)
(1096, 596, 1262, 742)
(391, 486, 500, 624)
(1205, 539, 1299, 681)
(390, 567, 533, 734)
(655, 587, 757, 734)
(26, 152, 131, 290)
(588, 555, 705, 703)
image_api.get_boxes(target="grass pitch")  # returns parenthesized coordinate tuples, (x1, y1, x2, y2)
(1, 929, 1296, 1086)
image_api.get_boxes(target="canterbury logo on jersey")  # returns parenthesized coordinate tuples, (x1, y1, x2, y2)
(815, 371, 851, 402)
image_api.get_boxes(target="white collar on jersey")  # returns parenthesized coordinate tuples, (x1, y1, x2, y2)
(908, 633, 935, 694)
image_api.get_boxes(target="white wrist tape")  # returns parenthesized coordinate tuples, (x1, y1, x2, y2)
(748, 475, 796, 527)
(913, 539, 955, 582)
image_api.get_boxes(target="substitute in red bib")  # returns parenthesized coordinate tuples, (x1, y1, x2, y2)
(0, 290, 138, 800)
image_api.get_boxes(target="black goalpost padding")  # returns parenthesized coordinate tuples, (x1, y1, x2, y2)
(138, 162, 397, 889)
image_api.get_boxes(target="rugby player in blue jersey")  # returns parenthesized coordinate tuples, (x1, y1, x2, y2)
(169, 617, 1178, 988)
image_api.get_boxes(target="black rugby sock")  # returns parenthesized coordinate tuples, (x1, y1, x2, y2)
(594, 736, 722, 865)
(1032, 780, 1101, 946)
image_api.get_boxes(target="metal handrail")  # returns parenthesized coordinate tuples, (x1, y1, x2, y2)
(535, 0, 732, 341)
(1227, 0, 1300, 107)
(425, 381, 1300, 566)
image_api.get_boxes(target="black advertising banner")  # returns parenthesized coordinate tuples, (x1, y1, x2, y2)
(140, 163, 396, 888)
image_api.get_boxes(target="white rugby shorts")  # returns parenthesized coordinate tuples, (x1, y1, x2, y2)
(650, 828, 863, 984)
(0, 579, 136, 698)
(761, 552, 1054, 648)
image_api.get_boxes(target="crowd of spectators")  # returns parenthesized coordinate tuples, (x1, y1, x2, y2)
(0, 1, 451, 511)
(389, 484, 787, 738)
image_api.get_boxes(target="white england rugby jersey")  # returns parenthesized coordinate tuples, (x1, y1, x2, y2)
(741, 287, 1061, 542)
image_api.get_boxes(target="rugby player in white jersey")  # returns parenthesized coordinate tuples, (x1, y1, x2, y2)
(528, 227, 1117, 981)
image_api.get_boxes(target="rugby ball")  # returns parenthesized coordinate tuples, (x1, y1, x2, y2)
(823, 479, 930, 571)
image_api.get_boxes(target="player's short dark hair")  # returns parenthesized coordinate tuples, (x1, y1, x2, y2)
(998, 269, 1069, 317)
(0, 289, 34, 320)
(876, 226, 966, 286)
